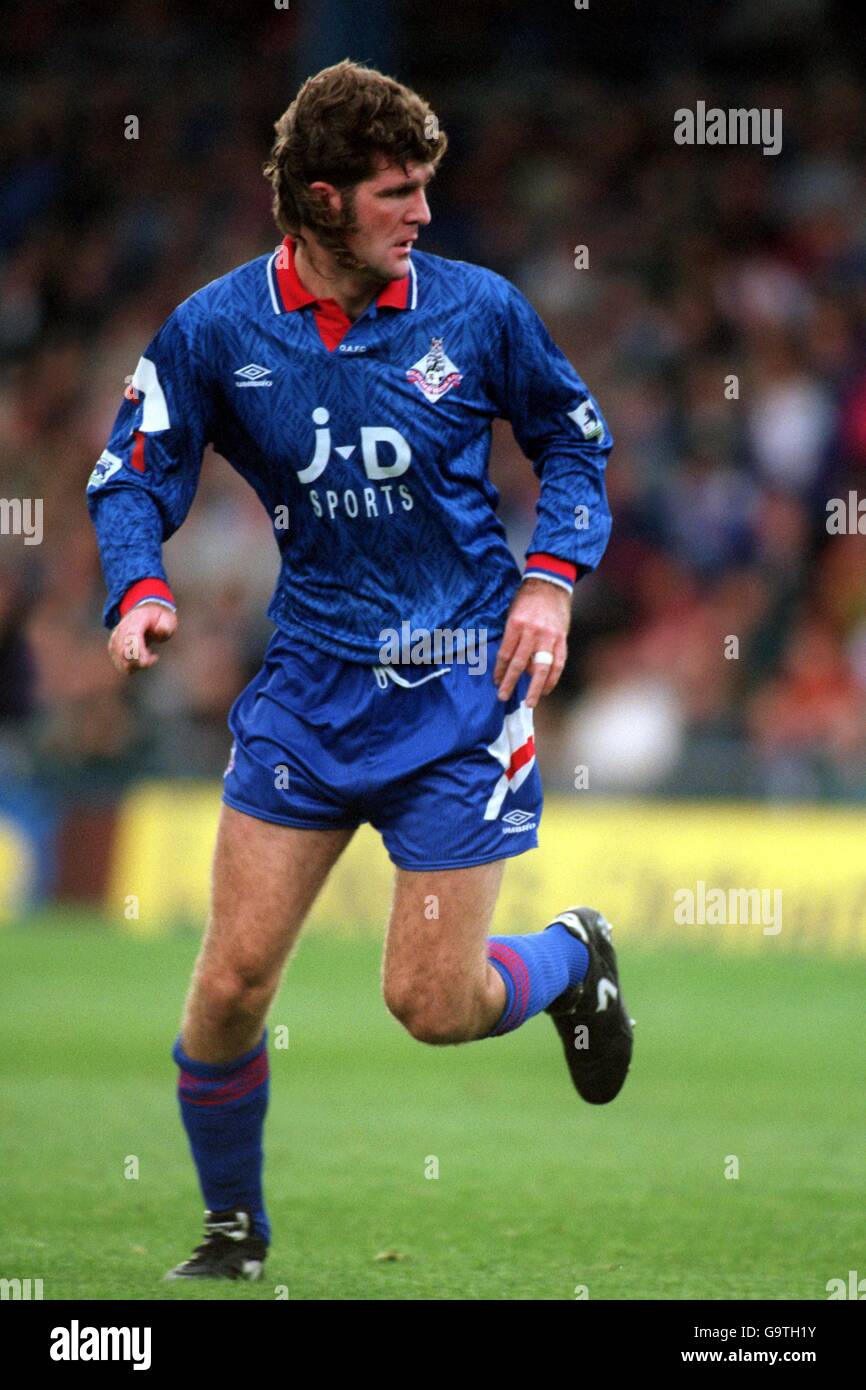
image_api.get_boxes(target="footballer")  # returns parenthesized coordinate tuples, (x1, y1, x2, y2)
(87, 60, 633, 1282)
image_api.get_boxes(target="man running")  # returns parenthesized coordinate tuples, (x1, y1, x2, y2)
(87, 59, 632, 1282)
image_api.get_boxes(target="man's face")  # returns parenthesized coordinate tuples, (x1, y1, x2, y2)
(336, 157, 435, 281)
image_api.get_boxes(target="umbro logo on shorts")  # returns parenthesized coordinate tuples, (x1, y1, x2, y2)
(501, 808, 537, 834)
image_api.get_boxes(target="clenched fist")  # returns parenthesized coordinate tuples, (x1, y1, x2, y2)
(108, 602, 177, 674)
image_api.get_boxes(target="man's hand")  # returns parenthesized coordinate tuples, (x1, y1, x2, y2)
(493, 577, 572, 709)
(108, 603, 177, 674)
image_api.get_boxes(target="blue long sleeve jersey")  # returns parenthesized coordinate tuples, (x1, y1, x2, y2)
(87, 238, 613, 663)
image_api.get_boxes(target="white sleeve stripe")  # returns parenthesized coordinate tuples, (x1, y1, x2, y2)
(129, 597, 177, 613)
(522, 569, 575, 594)
(131, 355, 170, 431)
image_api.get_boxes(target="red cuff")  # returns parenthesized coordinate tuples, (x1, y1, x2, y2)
(119, 577, 176, 616)
(524, 553, 578, 584)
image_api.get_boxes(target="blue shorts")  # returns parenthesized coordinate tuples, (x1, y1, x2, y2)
(222, 628, 542, 871)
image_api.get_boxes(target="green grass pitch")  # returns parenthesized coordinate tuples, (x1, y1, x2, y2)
(1, 914, 861, 1300)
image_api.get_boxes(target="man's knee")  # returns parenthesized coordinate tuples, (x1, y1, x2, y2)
(192, 954, 276, 1026)
(383, 981, 481, 1046)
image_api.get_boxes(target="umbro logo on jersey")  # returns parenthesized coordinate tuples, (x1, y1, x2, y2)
(234, 363, 273, 387)
(407, 337, 463, 402)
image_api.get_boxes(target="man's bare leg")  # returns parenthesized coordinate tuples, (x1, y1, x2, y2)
(380, 859, 621, 1063)
(181, 805, 354, 1062)
(381, 861, 508, 1043)
(381, 860, 633, 1111)
(166, 806, 355, 1279)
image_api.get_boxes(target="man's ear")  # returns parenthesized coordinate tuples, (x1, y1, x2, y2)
(308, 180, 341, 215)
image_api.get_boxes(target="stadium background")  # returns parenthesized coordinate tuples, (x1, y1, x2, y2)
(1, 0, 864, 1302)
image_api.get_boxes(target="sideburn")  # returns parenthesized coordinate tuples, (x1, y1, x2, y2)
(308, 183, 363, 270)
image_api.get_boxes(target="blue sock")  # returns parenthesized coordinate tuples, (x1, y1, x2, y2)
(173, 1032, 271, 1244)
(487, 923, 590, 1036)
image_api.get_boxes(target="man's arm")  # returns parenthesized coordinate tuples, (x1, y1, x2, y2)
(86, 305, 211, 674)
(487, 278, 613, 707)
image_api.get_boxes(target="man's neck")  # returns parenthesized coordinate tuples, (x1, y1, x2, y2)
(293, 237, 385, 323)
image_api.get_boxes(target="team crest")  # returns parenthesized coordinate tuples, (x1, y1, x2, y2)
(407, 337, 463, 403)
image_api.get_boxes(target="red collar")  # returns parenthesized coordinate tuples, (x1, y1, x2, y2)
(273, 236, 410, 314)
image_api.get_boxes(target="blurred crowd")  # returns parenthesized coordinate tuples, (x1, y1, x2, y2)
(2, 0, 866, 800)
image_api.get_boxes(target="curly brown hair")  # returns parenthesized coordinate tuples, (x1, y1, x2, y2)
(263, 59, 447, 261)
